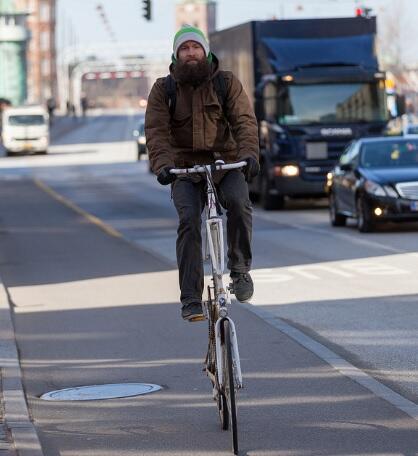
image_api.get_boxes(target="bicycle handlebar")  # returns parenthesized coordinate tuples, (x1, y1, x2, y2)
(170, 161, 247, 175)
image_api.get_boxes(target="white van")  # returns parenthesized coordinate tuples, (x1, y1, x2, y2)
(1, 105, 49, 155)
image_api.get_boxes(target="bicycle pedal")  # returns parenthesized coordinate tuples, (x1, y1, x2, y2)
(188, 315, 206, 323)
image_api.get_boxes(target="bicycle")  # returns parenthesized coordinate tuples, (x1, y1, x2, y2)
(170, 160, 245, 455)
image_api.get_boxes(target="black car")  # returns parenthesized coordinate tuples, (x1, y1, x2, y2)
(327, 136, 418, 232)
(133, 119, 147, 160)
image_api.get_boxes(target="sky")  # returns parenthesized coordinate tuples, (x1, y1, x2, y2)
(57, 0, 418, 66)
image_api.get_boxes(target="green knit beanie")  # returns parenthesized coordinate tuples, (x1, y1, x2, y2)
(172, 25, 212, 62)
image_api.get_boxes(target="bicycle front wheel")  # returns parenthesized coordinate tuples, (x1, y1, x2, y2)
(222, 319, 238, 455)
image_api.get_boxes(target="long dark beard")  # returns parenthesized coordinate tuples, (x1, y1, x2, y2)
(173, 59, 211, 87)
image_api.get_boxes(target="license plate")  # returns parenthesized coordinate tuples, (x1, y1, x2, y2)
(306, 142, 328, 160)
(23, 143, 33, 150)
(411, 201, 418, 211)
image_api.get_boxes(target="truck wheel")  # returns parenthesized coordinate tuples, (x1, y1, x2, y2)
(260, 172, 284, 210)
(357, 196, 375, 233)
(329, 192, 346, 227)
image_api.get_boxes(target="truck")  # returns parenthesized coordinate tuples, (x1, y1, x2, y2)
(210, 16, 390, 209)
(1, 105, 49, 156)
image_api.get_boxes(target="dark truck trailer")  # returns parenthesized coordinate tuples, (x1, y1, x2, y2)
(210, 17, 389, 209)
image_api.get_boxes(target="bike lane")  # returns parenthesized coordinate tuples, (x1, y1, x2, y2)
(0, 178, 417, 455)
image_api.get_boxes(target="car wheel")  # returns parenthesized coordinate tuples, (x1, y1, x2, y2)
(259, 170, 284, 210)
(357, 196, 375, 233)
(329, 192, 346, 227)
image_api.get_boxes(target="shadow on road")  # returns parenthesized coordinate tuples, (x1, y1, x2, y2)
(12, 299, 418, 456)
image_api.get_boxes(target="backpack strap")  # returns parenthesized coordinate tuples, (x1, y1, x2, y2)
(164, 74, 177, 117)
(164, 71, 229, 118)
(212, 72, 228, 117)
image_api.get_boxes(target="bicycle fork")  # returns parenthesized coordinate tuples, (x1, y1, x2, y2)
(215, 317, 243, 389)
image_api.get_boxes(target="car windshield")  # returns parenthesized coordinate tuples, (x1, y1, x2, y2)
(8, 115, 45, 126)
(277, 82, 388, 125)
(361, 139, 418, 168)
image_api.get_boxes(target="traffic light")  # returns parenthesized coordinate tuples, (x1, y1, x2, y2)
(355, 6, 372, 17)
(142, 0, 151, 21)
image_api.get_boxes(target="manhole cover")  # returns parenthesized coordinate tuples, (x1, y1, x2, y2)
(40, 383, 162, 401)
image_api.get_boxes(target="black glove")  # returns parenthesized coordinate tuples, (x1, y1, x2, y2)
(157, 166, 176, 185)
(244, 157, 260, 183)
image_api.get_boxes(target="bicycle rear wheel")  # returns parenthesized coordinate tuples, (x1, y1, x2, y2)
(222, 319, 238, 455)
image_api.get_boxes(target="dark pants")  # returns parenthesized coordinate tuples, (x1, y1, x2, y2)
(172, 170, 252, 305)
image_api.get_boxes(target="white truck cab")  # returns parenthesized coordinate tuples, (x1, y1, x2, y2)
(1, 105, 49, 155)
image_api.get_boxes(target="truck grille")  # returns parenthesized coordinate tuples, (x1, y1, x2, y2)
(305, 140, 348, 161)
(396, 182, 418, 200)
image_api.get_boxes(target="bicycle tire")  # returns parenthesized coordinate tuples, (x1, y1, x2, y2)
(222, 319, 238, 454)
(204, 288, 227, 429)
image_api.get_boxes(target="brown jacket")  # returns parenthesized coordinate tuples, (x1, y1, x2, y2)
(145, 56, 259, 176)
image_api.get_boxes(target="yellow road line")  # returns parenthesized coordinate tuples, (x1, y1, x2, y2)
(34, 178, 123, 239)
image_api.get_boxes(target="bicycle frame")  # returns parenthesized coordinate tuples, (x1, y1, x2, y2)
(170, 161, 245, 390)
(203, 164, 243, 390)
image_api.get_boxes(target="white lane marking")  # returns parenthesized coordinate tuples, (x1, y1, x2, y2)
(0, 174, 25, 181)
(341, 262, 410, 276)
(252, 258, 411, 283)
(240, 302, 418, 421)
(255, 210, 407, 254)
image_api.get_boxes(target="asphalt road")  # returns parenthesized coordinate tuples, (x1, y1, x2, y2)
(0, 112, 418, 455)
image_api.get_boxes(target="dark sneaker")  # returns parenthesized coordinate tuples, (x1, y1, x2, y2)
(230, 272, 254, 302)
(181, 302, 205, 322)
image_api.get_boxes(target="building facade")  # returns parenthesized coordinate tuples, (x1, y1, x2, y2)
(0, 0, 29, 105)
(15, 0, 57, 104)
(175, 0, 217, 38)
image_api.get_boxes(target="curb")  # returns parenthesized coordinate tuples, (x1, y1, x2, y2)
(0, 282, 44, 455)
(239, 302, 418, 421)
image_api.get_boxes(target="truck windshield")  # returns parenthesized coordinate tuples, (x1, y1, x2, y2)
(8, 115, 45, 126)
(278, 83, 387, 125)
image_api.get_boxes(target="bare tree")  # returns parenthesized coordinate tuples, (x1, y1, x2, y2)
(377, 0, 410, 72)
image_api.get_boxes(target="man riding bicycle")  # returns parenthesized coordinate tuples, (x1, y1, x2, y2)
(145, 25, 259, 321)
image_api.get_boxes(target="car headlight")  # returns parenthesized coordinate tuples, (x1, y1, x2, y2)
(364, 180, 385, 196)
(138, 136, 146, 145)
(383, 185, 398, 198)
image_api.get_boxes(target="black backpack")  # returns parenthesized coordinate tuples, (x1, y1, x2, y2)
(164, 72, 228, 119)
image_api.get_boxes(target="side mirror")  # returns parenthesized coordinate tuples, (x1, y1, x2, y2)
(254, 96, 265, 120)
(396, 95, 406, 117)
(340, 163, 353, 172)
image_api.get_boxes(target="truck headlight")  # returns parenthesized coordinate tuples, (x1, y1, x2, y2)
(280, 165, 299, 177)
(274, 165, 300, 177)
